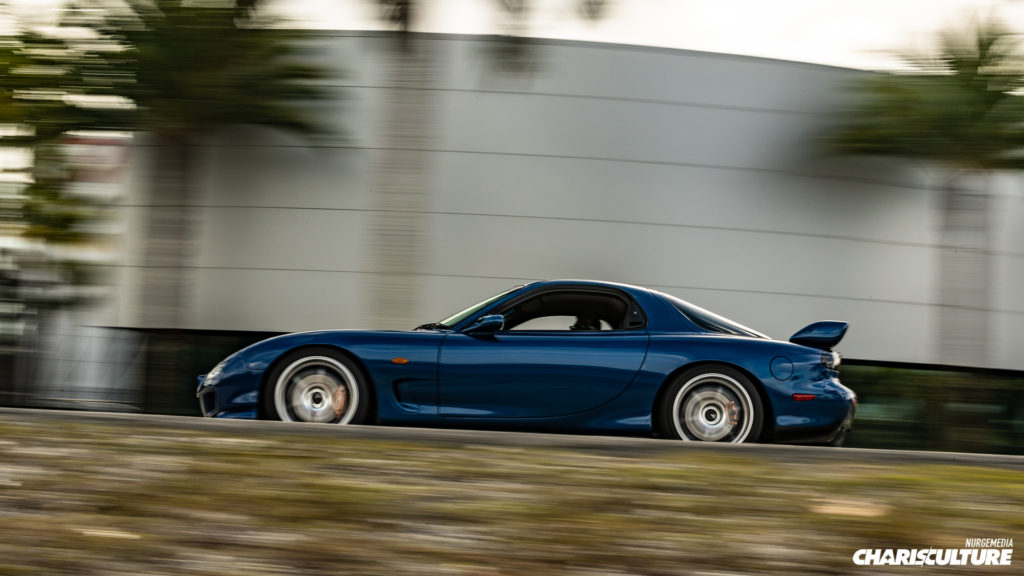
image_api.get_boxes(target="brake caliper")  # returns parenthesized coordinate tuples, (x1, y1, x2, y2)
(333, 387, 348, 419)
(726, 401, 739, 426)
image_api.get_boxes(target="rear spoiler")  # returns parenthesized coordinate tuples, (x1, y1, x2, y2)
(790, 321, 848, 351)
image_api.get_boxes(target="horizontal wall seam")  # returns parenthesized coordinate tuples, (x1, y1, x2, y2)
(314, 84, 823, 116)
(109, 204, 1024, 257)
(125, 143, 938, 190)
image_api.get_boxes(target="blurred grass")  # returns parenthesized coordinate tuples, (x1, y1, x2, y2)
(0, 417, 1020, 575)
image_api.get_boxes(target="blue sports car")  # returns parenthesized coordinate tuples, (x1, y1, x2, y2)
(197, 280, 855, 444)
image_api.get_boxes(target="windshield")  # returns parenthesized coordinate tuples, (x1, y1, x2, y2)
(434, 285, 523, 328)
(656, 291, 768, 339)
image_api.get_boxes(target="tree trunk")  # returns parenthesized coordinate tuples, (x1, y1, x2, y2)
(139, 132, 197, 413)
(936, 173, 991, 367)
(366, 35, 436, 329)
(140, 133, 194, 328)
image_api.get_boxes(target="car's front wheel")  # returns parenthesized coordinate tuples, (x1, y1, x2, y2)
(659, 365, 763, 442)
(265, 348, 370, 424)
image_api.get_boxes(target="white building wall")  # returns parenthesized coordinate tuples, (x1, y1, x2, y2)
(107, 32, 1023, 371)
(991, 175, 1024, 368)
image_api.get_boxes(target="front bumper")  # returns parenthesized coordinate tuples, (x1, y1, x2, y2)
(196, 368, 261, 419)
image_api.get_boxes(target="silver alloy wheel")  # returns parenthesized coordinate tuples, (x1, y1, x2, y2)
(671, 372, 754, 442)
(273, 356, 360, 424)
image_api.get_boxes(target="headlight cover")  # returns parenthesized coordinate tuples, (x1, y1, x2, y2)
(203, 360, 227, 387)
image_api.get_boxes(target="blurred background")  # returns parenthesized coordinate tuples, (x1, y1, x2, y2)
(0, 0, 1022, 453)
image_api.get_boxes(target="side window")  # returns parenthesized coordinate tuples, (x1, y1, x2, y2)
(500, 290, 635, 332)
(513, 316, 577, 331)
(513, 317, 616, 331)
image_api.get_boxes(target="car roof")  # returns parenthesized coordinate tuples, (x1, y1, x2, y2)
(515, 280, 767, 338)
(521, 279, 651, 296)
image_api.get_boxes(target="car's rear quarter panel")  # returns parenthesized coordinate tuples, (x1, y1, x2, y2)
(638, 334, 847, 438)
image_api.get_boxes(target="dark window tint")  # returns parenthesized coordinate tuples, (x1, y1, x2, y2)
(500, 290, 639, 331)
(656, 292, 767, 339)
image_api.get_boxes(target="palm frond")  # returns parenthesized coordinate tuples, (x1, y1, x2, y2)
(829, 16, 1024, 171)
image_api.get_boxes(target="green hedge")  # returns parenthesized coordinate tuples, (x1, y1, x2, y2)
(841, 363, 1024, 454)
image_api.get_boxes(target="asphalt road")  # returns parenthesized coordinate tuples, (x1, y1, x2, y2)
(3, 406, 1022, 470)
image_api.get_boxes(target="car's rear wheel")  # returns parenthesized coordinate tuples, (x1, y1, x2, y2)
(659, 365, 762, 443)
(265, 348, 370, 424)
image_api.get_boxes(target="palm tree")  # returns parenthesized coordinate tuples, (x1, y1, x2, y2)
(828, 18, 1024, 367)
(80, 0, 327, 327)
(2, 0, 330, 410)
(102, 0, 328, 410)
(367, 1, 608, 328)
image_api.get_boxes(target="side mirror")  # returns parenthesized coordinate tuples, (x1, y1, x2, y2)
(464, 314, 504, 335)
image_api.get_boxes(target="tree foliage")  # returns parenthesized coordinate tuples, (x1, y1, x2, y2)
(0, 32, 104, 245)
(829, 18, 1024, 170)
(42, 0, 330, 143)
(1, 0, 333, 243)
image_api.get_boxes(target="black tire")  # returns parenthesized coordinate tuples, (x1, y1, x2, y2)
(658, 365, 763, 443)
(829, 431, 847, 447)
(263, 347, 371, 424)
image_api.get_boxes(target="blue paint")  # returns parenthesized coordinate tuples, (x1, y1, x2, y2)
(790, 321, 849, 350)
(197, 280, 856, 443)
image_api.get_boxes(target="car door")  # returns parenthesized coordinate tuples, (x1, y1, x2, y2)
(437, 288, 649, 418)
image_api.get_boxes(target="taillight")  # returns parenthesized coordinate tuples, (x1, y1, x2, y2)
(822, 350, 841, 370)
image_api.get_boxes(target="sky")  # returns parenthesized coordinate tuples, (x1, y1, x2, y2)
(5, 0, 1024, 70)
(265, 0, 1024, 70)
